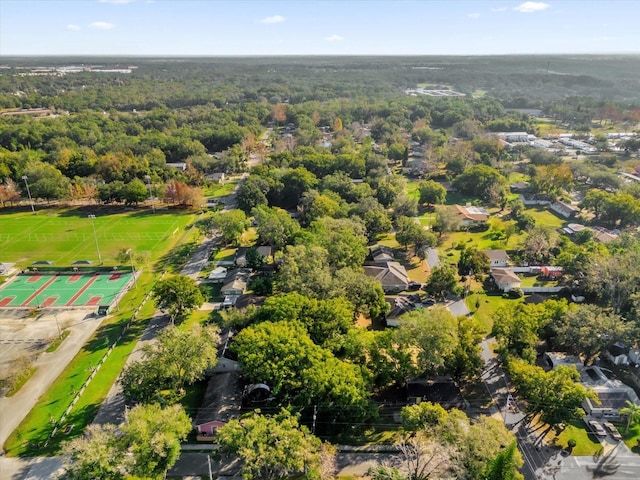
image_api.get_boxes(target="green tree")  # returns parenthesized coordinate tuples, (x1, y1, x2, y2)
(61, 423, 124, 479)
(418, 179, 446, 206)
(482, 441, 523, 480)
(553, 304, 634, 365)
(120, 324, 219, 404)
(152, 274, 204, 323)
(259, 292, 354, 346)
(452, 164, 508, 206)
(62, 403, 190, 480)
(620, 400, 640, 433)
(122, 178, 148, 205)
(216, 410, 330, 480)
(232, 321, 373, 428)
(211, 209, 250, 246)
(311, 216, 368, 270)
(120, 403, 191, 479)
(507, 358, 595, 427)
(395, 306, 459, 377)
(424, 263, 457, 300)
(457, 246, 490, 278)
(252, 205, 300, 257)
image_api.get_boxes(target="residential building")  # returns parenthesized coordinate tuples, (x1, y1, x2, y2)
(454, 205, 490, 227)
(484, 250, 510, 268)
(220, 268, 251, 296)
(364, 261, 409, 293)
(549, 201, 579, 219)
(581, 366, 640, 419)
(491, 268, 521, 292)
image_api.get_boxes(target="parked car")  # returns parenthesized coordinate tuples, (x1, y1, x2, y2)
(588, 420, 607, 437)
(422, 298, 436, 306)
(603, 422, 622, 441)
(407, 281, 422, 291)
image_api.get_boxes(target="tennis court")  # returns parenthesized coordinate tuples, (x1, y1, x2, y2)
(0, 272, 134, 308)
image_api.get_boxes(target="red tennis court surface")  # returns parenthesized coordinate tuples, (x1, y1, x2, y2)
(27, 275, 42, 283)
(86, 296, 103, 306)
(109, 273, 122, 281)
(0, 297, 14, 307)
(68, 274, 82, 282)
(42, 296, 58, 307)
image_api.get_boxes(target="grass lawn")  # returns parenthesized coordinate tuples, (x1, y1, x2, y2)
(525, 206, 566, 229)
(547, 420, 602, 456)
(465, 292, 521, 334)
(201, 181, 238, 198)
(0, 206, 197, 269)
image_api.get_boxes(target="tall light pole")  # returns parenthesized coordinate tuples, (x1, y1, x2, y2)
(125, 248, 137, 288)
(144, 175, 155, 213)
(88, 215, 102, 265)
(21, 175, 35, 214)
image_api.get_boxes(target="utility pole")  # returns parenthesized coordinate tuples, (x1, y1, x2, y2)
(126, 248, 137, 287)
(207, 454, 213, 480)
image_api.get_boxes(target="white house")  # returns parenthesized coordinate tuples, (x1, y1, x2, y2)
(491, 268, 521, 292)
(483, 250, 510, 268)
(454, 205, 489, 227)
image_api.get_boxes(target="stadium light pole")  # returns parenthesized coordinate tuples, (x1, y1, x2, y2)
(21, 175, 36, 214)
(88, 215, 102, 265)
(125, 248, 137, 288)
(144, 175, 155, 213)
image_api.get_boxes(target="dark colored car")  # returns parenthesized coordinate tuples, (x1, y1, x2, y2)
(407, 281, 422, 291)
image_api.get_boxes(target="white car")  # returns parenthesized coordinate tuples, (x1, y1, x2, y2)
(603, 422, 622, 441)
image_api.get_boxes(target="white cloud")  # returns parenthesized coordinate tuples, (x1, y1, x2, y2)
(259, 15, 285, 24)
(66, 24, 81, 31)
(467, 13, 481, 18)
(89, 21, 116, 30)
(491, 7, 508, 12)
(324, 34, 344, 42)
(514, 2, 550, 13)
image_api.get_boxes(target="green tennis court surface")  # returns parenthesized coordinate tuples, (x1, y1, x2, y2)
(0, 273, 133, 308)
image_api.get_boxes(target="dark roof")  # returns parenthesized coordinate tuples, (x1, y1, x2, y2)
(406, 377, 465, 409)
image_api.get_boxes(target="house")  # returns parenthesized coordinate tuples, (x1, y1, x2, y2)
(540, 266, 563, 279)
(364, 261, 409, 293)
(454, 205, 489, 227)
(549, 201, 579, 219)
(166, 162, 187, 171)
(384, 296, 417, 327)
(543, 352, 584, 372)
(207, 266, 228, 283)
(406, 377, 466, 409)
(425, 247, 440, 271)
(206, 172, 226, 184)
(195, 420, 226, 436)
(235, 246, 272, 267)
(629, 347, 640, 365)
(591, 226, 619, 244)
(220, 269, 251, 296)
(581, 366, 640, 419)
(510, 181, 530, 192)
(491, 268, 521, 292)
(484, 250, 510, 268)
(369, 245, 395, 264)
(605, 343, 629, 366)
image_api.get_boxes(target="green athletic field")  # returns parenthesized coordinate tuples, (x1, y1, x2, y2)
(0, 207, 197, 268)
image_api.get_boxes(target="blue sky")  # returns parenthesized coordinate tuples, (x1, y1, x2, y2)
(1, 0, 639, 56)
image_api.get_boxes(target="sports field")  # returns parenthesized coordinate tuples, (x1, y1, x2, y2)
(0, 272, 133, 308)
(0, 207, 197, 268)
